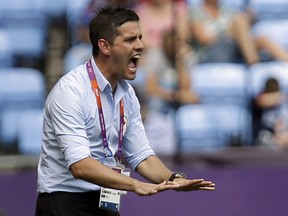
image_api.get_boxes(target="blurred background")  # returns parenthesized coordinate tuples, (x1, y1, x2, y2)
(0, 0, 288, 215)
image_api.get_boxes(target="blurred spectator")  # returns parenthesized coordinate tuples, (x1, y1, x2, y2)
(188, 0, 288, 65)
(134, 0, 189, 52)
(255, 77, 288, 150)
(143, 29, 199, 114)
(133, 85, 177, 155)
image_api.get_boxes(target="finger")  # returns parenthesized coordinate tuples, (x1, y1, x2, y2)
(196, 182, 216, 190)
(190, 179, 204, 184)
(198, 186, 215, 191)
(197, 182, 215, 186)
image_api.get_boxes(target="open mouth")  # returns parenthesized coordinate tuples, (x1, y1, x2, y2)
(128, 54, 141, 71)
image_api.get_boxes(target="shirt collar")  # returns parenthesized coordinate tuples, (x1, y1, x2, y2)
(90, 57, 129, 96)
(90, 57, 109, 92)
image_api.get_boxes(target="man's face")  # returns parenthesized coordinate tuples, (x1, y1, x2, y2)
(109, 21, 144, 80)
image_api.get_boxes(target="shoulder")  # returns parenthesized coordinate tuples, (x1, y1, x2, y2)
(45, 64, 91, 115)
(123, 84, 141, 113)
(124, 84, 138, 103)
(62, 65, 88, 87)
(49, 64, 90, 101)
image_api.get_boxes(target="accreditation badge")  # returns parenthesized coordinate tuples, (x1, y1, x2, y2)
(99, 187, 121, 212)
(99, 160, 130, 211)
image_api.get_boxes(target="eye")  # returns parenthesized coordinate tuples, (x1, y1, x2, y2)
(125, 38, 135, 43)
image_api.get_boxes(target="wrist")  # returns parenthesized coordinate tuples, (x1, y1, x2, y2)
(131, 179, 142, 192)
(168, 171, 187, 182)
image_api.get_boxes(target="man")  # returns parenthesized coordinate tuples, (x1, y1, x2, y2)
(35, 7, 215, 216)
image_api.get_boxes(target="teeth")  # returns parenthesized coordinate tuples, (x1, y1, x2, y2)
(133, 54, 140, 59)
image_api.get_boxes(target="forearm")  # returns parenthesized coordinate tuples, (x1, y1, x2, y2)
(70, 156, 182, 196)
(256, 93, 281, 108)
(192, 22, 217, 46)
(70, 157, 140, 192)
(136, 155, 173, 184)
(176, 66, 191, 92)
(146, 76, 176, 102)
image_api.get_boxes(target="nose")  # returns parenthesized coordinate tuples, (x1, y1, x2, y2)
(135, 38, 144, 50)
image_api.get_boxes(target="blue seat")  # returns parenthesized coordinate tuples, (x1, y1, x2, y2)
(210, 103, 252, 146)
(188, 63, 253, 146)
(43, 0, 67, 21)
(253, 19, 288, 50)
(247, 61, 288, 97)
(4, 27, 46, 59)
(0, 0, 47, 26)
(17, 109, 43, 155)
(191, 63, 248, 105)
(0, 68, 46, 107)
(66, 0, 90, 26)
(0, 68, 46, 145)
(0, 0, 48, 66)
(175, 104, 226, 152)
(0, 29, 13, 68)
(250, 0, 288, 20)
(0, 110, 22, 149)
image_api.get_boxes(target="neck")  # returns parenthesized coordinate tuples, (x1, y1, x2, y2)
(204, 1, 219, 17)
(94, 56, 118, 91)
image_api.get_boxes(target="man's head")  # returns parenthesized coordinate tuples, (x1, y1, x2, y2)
(89, 7, 140, 56)
(89, 7, 144, 82)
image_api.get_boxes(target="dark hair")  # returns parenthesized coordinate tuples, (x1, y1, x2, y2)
(89, 6, 140, 56)
(162, 28, 177, 65)
(263, 77, 280, 93)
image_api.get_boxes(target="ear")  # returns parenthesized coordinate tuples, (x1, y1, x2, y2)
(98, 39, 111, 55)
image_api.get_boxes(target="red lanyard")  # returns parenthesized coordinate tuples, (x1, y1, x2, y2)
(86, 60, 124, 163)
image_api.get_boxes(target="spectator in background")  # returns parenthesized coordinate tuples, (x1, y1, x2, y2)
(143, 28, 199, 114)
(188, 0, 288, 65)
(255, 77, 288, 150)
(133, 86, 177, 156)
(134, 0, 189, 62)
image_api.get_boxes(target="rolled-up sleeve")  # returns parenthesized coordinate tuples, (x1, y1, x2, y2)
(48, 80, 91, 168)
(123, 88, 155, 170)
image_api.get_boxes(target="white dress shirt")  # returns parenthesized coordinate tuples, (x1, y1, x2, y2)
(37, 58, 155, 193)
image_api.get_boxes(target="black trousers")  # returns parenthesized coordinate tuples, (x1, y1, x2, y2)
(35, 191, 120, 216)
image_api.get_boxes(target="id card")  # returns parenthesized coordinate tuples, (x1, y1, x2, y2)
(99, 188, 121, 212)
(99, 160, 131, 211)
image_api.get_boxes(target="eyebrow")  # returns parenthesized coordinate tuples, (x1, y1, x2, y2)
(124, 34, 142, 42)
